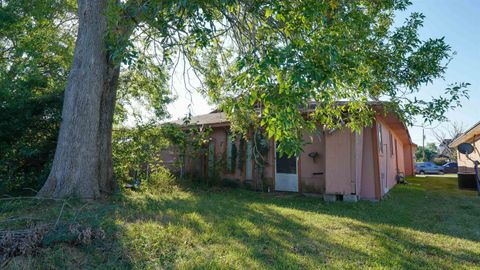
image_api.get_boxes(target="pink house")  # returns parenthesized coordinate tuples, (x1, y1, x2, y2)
(165, 103, 416, 201)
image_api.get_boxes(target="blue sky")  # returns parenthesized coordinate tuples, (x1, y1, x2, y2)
(395, 0, 480, 145)
(167, 1, 480, 146)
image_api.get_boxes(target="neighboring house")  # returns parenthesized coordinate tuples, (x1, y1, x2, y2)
(449, 121, 480, 188)
(164, 103, 417, 201)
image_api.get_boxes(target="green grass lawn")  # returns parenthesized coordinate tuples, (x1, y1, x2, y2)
(1, 175, 480, 269)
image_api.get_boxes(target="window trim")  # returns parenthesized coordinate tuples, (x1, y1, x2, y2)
(389, 132, 394, 157)
(226, 133, 235, 174)
(378, 123, 384, 154)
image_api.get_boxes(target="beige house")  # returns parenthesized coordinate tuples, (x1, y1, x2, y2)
(163, 103, 416, 201)
(449, 121, 480, 189)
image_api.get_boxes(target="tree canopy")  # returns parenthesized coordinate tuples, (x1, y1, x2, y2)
(416, 142, 439, 163)
(106, 0, 469, 155)
(191, 1, 469, 154)
(0, 0, 76, 194)
(1, 0, 470, 198)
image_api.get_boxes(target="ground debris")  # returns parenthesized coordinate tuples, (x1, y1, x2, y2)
(0, 224, 50, 265)
(0, 223, 105, 266)
(67, 223, 105, 245)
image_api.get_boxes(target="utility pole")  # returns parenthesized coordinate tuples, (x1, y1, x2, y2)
(422, 127, 425, 161)
(413, 122, 441, 162)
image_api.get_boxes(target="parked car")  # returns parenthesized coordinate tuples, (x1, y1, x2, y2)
(415, 162, 444, 175)
(442, 162, 458, 174)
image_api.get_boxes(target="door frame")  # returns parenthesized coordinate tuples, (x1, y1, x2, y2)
(274, 142, 299, 192)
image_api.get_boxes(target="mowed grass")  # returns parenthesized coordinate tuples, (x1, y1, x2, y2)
(1, 175, 480, 269)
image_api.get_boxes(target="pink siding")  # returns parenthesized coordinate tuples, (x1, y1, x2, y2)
(403, 144, 416, 176)
(263, 138, 274, 180)
(208, 128, 246, 180)
(159, 146, 180, 171)
(397, 140, 406, 176)
(376, 117, 410, 195)
(210, 128, 226, 157)
(360, 127, 377, 200)
(299, 131, 326, 193)
(323, 120, 411, 200)
(168, 112, 414, 200)
(354, 132, 364, 196)
(324, 129, 354, 194)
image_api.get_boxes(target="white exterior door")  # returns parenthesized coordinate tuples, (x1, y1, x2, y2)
(275, 144, 298, 192)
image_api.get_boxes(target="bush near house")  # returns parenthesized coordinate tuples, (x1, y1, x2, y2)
(112, 126, 170, 188)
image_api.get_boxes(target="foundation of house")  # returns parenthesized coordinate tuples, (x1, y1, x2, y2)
(343, 194, 359, 202)
(323, 194, 338, 202)
(322, 194, 359, 202)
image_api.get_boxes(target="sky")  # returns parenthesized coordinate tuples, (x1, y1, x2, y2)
(165, 0, 480, 147)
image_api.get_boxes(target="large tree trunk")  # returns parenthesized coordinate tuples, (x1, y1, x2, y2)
(39, 0, 119, 199)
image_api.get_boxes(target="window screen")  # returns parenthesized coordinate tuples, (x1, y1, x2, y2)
(226, 134, 235, 173)
(276, 152, 297, 174)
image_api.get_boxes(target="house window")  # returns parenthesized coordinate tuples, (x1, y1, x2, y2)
(276, 152, 297, 174)
(245, 140, 253, 180)
(378, 123, 384, 154)
(208, 141, 215, 177)
(389, 132, 394, 156)
(394, 138, 398, 156)
(226, 134, 236, 173)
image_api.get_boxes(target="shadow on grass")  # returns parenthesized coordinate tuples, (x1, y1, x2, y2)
(111, 191, 370, 268)
(104, 176, 480, 269)
(2, 176, 480, 269)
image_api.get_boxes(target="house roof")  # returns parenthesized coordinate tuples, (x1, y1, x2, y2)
(375, 108, 416, 147)
(169, 102, 415, 146)
(170, 112, 229, 127)
(449, 120, 480, 148)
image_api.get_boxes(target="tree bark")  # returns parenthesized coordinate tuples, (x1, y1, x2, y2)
(39, 0, 118, 199)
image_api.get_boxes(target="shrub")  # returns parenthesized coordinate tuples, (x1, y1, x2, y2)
(144, 167, 178, 193)
(112, 126, 170, 186)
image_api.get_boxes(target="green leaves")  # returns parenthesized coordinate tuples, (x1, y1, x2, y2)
(115, 55, 173, 125)
(88, 0, 471, 157)
(403, 82, 470, 125)
(112, 125, 168, 184)
(265, 7, 274, 18)
(191, 0, 469, 156)
(0, 0, 76, 195)
(1, 0, 468, 191)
